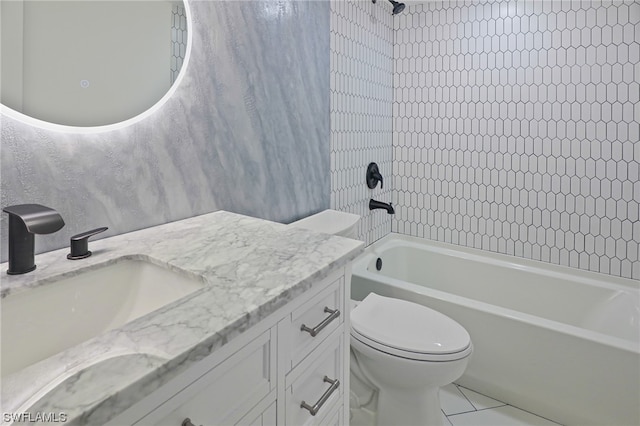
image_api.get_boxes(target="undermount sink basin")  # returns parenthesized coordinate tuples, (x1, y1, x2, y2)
(1, 258, 204, 377)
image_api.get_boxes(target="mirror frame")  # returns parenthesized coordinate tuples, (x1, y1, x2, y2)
(0, 0, 193, 134)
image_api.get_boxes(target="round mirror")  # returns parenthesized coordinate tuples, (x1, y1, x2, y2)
(0, 0, 190, 131)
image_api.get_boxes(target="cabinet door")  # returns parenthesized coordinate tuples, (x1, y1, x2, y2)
(138, 330, 274, 426)
(285, 331, 344, 426)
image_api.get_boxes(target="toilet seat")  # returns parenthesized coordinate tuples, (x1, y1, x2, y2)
(351, 293, 472, 362)
(351, 328, 472, 361)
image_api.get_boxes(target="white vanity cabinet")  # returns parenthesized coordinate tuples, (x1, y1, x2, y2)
(109, 266, 350, 426)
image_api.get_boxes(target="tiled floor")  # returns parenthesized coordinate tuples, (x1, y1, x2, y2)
(441, 384, 562, 426)
(350, 383, 563, 426)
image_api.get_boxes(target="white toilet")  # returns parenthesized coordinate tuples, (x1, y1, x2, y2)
(289, 209, 473, 426)
(351, 293, 472, 426)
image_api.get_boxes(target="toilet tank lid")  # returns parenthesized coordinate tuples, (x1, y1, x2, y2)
(289, 209, 360, 236)
(351, 293, 471, 355)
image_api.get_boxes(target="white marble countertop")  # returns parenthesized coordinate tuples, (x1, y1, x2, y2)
(0, 211, 363, 425)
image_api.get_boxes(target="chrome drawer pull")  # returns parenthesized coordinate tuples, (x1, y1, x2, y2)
(181, 418, 199, 426)
(300, 376, 340, 416)
(301, 307, 340, 337)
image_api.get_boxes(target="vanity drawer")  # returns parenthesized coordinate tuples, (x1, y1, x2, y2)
(136, 330, 274, 425)
(285, 330, 344, 426)
(287, 276, 344, 370)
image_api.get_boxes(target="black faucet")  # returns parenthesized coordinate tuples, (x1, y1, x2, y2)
(369, 199, 395, 214)
(2, 204, 65, 274)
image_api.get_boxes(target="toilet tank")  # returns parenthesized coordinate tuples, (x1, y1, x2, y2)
(289, 209, 360, 240)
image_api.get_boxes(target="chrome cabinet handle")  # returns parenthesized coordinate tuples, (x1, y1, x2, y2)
(181, 419, 202, 426)
(301, 307, 340, 337)
(300, 376, 340, 416)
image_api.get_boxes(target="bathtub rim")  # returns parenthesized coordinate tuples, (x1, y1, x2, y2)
(362, 234, 638, 291)
(353, 234, 640, 354)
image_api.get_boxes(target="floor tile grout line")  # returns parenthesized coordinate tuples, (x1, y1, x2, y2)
(497, 404, 565, 425)
(456, 383, 522, 412)
(453, 383, 481, 412)
(443, 409, 454, 426)
(445, 407, 484, 418)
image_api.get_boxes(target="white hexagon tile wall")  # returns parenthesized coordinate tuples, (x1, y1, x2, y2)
(392, 1, 639, 279)
(330, 0, 394, 245)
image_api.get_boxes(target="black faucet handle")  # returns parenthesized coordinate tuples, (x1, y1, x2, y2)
(67, 227, 108, 260)
(374, 171, 384, 189)
(366, 163, 384, 189)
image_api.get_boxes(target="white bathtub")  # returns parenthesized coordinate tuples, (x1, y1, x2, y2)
(351, 234, 640, 426)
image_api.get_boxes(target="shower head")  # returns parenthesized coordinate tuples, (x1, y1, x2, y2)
(389, 0, 405, 14)
(372, 0, 405, 15)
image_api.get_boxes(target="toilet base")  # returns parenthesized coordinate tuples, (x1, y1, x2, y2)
(376, 386, 443, 426)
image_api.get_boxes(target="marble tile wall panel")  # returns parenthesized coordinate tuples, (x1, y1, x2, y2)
(1, 0, 330, 261)
(393, 0, 639, 279)
(330, 0, 394, 245)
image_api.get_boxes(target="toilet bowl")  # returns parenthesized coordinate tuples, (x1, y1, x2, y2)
(289, 210, 473, 426)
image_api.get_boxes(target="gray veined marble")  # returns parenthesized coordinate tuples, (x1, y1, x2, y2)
(1, 210, 364, 425)
(0, 0, 330, 262)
